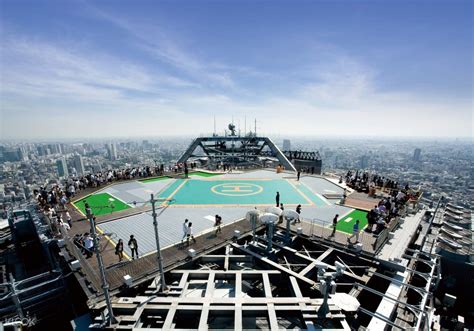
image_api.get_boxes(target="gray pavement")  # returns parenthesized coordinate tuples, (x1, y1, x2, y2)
(300, 176, 345, 196)
(99, 178, 174, 205)
(97, 205, 253, 257)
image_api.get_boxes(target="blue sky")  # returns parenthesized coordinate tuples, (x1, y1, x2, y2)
(1, 0, 472, 139)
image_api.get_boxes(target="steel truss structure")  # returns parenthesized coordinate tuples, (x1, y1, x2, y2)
(177, 135, 296, 171)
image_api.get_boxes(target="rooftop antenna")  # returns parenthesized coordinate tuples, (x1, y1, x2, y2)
(213, 116, 216, 136)
(238, 119, 241, 137)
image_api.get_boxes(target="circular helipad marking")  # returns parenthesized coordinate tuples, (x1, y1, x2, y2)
(211, 183, 263, 196)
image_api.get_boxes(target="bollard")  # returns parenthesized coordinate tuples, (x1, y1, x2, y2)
(70, 260, 81, 271)
(188, 249, 196, 258)
(123, 275, 133, 287)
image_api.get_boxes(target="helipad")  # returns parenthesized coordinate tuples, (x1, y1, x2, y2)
(72, 170, 364, 258)
(164, 178, 327, 206)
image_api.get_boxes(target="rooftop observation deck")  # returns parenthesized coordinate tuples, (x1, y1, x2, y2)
(53, 169, 421, 308)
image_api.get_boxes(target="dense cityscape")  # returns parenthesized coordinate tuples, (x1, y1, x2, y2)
(1, 0, 472, 329)
(1, 136, 472, 214)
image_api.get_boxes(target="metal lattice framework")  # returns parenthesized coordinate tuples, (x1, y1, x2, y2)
(177, 135, 296, 171)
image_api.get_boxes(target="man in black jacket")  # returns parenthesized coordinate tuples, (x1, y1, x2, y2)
(128, 234, 139, 259)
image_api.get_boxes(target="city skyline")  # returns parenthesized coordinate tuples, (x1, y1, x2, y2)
(1, 0, 473, 139)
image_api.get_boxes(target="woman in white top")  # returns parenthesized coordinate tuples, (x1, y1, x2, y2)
(186, 222, 196, 246)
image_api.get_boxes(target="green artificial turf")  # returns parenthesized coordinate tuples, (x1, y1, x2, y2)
(336, 209, 368, 234)
(138, 176, 171, 183)
(73, 192, 131, 216)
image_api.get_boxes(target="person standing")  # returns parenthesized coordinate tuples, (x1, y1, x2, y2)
(128, 235, 139, 259)
(181, 219, 189, 244)
(214, 215, 222, 235)
(296, 204, 302, 223)
(331, 214, 339, 237)
(58, 219, 70, 233)
(65, 211, 72, 228)
(297, 171, 301, 181)
(115, 239, 124, 262)
(276, 192, 280, 207)
(278, 203, 285, 223)
(83, 233, 94, 258)
(186, 222, 196, 246)
(348, 220, 360, 243)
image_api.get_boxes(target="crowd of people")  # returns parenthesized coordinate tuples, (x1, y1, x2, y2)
(71, 232, 138, 262)
(342, 169, 403, 193)
(60, 163, 200, 199)
(62, 165, 165, 198)
(34, 185, 73, 239)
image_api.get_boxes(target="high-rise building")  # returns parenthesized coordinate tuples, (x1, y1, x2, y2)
(19, 146, 28, 161)
(413, 148, 421, 162)
(2, 148, 22, 162)
(282, 139, 291, 151)
(360, 155, 370, 169)
(37, 145, 46, 156)
(73, 154, 85, 175)
(107, 143, 117, 161)
(56, 157, 69, 178)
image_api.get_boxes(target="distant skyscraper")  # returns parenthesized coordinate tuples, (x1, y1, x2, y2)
(73, 154, 85, 175)
(19, 146, 28, 161)
(107, 143, 117, 161)
(56, 157, 69, 178)
(37, 145, 46, 156)
(283, 139, 291, 151)
(413, 148, 421, 162)
(359, 155, 370, 169)
(2, 148, 22, 162)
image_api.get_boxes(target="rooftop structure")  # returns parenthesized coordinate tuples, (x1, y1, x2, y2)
(3, 133, 471, 330)
(31, 159, 454, 330)
(178, 124, 296, 171)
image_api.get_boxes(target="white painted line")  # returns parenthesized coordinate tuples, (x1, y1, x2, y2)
(108, 193, 134, 208)
(344, 217, 353, 223)
(324, 189, 336, 193)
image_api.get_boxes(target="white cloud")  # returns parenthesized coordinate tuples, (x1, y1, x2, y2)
(0, 15, 471, 139)
(0, 35, 196, 105)
(86, 6, 236, 89)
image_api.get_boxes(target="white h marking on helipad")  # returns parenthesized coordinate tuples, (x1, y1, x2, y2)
(344, 217, 353, 223)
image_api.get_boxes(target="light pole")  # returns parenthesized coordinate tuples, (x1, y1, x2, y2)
(85, 206, 117, 325)
(150, 193, 167, 292)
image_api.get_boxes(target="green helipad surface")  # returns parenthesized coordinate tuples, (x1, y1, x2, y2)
(161, 178, 326, 206)
(336, 209, 368, 234)
(73, 192, 131, 216)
